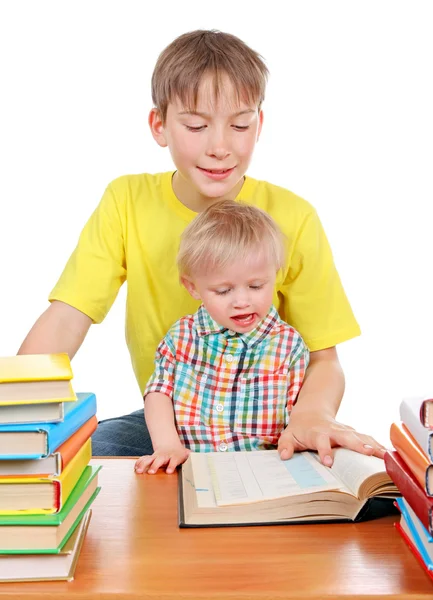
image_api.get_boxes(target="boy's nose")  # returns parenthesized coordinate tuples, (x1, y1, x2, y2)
(207, 146, 230, 160)
(206, 129, 231, 160)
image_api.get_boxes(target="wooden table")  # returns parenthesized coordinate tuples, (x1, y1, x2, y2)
(0, 458, 432, 599)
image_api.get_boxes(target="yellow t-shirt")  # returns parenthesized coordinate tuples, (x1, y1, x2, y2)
(49, 172, 360, 393)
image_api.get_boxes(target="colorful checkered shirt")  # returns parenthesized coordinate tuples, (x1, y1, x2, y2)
(144, 304, 309, 452)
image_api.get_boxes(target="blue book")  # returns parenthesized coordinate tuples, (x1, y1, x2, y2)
(397, 497, 433, 569)
(0, 392, 97, 460)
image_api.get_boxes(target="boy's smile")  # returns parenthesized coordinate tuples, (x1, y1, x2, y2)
(149, 74, 263, 212)
(196, 166, 236, 181)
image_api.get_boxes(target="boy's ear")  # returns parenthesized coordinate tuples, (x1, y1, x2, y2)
(148, 108, 168, 148)
(257, 110, 264, 142)
(181, 276, 201, 300)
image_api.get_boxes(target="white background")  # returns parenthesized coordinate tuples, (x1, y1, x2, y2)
(0, 1, 432, 445)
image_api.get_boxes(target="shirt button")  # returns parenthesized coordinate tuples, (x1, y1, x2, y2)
(218, 442, 228, 452)
(225, 354, 234, 363)
(227, 330, 236, 335)
(216, 403, 224, 413)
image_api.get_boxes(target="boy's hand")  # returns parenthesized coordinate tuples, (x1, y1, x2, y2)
(278, 413, 386, 467)
(134, 444, 190, 475)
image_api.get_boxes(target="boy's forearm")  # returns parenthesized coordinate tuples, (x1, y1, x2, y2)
(144, 392, 181, 449)
(290, 347, 345, 418)
(18, 301, 92, 359)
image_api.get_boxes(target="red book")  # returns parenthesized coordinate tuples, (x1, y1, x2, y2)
(385, 451, 433, 535)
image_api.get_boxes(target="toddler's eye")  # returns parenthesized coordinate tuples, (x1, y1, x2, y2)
(249, 285, 263, 290)
(215, 289, 230, 296)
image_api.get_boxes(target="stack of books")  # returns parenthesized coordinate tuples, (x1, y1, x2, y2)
(385, 396, 433, 581)
(0, 353, 101, 582)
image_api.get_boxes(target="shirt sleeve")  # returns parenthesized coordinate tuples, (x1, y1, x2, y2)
(280, 208, 361, 351)
(287, 335, 310, 412)
(144, 336, 176, 400)
(48, 183, 126, 323)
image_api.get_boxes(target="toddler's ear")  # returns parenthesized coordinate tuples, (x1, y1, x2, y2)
(181, 276, 201, 300)
(148, 108, 168, 147)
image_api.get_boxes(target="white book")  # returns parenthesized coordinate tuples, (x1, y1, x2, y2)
(0, 510, 91, 582)
(400, 397, 433, 461)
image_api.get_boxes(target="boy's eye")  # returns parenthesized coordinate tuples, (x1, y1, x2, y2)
(233, 125, 250, 131)
(185, 125, 206, 132)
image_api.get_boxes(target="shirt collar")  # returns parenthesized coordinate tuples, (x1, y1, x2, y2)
(193, 304, 282, 348)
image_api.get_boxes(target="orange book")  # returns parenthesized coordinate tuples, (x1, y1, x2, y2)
(390, 422, 433, 495)
(0, 416, 97, 478)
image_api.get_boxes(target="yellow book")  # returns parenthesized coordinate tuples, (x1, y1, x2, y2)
(0, 353, 76, 405)
(0, 438, 91, 515)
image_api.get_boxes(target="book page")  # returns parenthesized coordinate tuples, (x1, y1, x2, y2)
(326, 448, 386, 498)
(206, 450, 343, 506)
(185, 453, 218, 508)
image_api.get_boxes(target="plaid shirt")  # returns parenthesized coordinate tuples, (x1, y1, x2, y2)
(144, 305, 309, 452)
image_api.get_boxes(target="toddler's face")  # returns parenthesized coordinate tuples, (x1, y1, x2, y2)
(151, 74, 263, 211)
(183, 253, 277, 334)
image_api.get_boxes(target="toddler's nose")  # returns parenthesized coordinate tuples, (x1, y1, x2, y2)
(232, 296, 251, 309)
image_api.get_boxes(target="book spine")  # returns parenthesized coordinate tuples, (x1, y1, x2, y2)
(390, 423, 431, 493)
(46, 394, 97, 455)
(395, 522, 433, 580)
(384, 451, 433, 535)
(400, 399, 433, 461)
(59, 416, 97, 470)
(396, 498, 433, 567)
(423, 399, 433, 429)
(53, 480, 61, 511)
(57, 439, 92, 511)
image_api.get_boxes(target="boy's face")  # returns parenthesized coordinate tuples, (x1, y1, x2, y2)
(150, 75, 263, 211)
(182, 252, 277, 334)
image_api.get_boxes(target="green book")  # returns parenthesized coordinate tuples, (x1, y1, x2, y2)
(0, 465, 101, 554)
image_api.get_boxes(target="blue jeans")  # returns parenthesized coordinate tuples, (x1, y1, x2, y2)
(91, 409, 154, 456)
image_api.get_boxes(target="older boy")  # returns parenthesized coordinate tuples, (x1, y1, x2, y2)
(18, 30, 385, 465)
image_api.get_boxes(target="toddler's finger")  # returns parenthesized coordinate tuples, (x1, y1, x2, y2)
(134, 456, 153, 474)
(147, 454, 168, 474)
(166, 455, 182, 474)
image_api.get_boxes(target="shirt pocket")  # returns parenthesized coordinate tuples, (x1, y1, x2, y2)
(234, 373, 288, 438)
(173, 362, 213, 427)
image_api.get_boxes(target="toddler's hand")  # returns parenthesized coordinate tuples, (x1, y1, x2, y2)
(134, 444, 190, 475)
(277, 413, 386, 467)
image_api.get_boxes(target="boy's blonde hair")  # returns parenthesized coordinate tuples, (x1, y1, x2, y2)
(178, 200, 286, 277)
(152, 30, 268, 123)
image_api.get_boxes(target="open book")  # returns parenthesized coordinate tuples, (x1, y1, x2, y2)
(179, 448, 399, 527)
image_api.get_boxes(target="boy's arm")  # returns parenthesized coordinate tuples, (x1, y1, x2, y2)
(134, 392, 189, 474)
(279, 347, 386, 466)
(18, 301, 92, 358)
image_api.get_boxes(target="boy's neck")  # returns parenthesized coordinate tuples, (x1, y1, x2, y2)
(172, 171, 245, 213)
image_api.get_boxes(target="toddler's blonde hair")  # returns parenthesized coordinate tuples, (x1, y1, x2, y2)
(177, 200, 286, 277)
